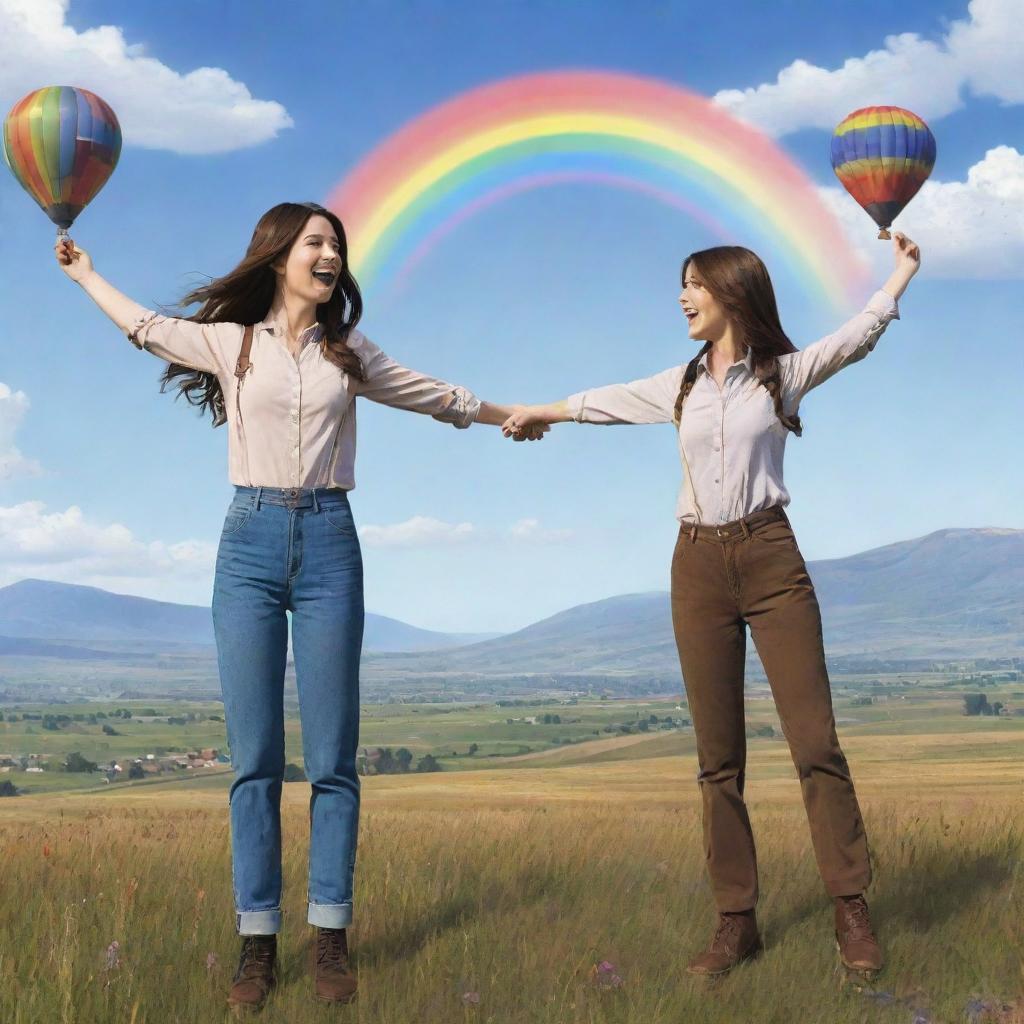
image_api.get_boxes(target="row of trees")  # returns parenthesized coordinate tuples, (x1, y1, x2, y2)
(363, 748, 441, 775)
(1, 707, 136, 723)
(963, 694, 1005, 716)
(1, 708, 225, 724)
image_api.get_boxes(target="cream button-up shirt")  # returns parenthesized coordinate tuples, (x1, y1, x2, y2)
(566, 290, 899, 524)
(129, 314, 481, 489)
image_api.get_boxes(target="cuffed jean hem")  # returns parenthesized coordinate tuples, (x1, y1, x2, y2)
(308, 901, 353, 928)
(236, 909, 282, 935)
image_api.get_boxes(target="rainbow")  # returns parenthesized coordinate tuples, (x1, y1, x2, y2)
(327, 71, 867, 309)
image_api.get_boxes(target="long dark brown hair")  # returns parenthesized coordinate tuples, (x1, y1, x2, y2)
(673, 246, 801, 435)
(160, 202, 364, 426)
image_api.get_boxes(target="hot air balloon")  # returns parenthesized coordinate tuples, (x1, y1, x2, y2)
(3, 86, 121, 240)
(830, 106, 935, 239)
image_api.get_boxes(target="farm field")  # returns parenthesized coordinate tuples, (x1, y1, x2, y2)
(1, 690, 1021, 1024)
(2, 670, 1022, 794)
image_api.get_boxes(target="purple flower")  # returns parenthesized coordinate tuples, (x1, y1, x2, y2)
(462, 991, 481, 1005)
(104, 941, 120, 971)
(206, 952, 218, 972)
(590, 961, 624, 989)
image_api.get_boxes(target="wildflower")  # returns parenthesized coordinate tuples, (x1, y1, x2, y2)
(206, 952, 218, 972)
(462, 992, 481, 1006)
(42, 843, 51, 857)
(104, 941, 121, 971)
(589, 961, 623, 989)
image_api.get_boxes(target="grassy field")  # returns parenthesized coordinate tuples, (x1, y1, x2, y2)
(1, 711, 1021, 1024)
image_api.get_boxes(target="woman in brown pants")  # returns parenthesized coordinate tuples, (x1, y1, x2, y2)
(503, 233, 921, 976)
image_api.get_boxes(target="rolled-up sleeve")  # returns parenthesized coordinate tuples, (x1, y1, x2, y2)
(567, 365, 683, 425)
(126, 312, 226, 375)
(780, 290, 899, 407)
(353, 333, 481, 428)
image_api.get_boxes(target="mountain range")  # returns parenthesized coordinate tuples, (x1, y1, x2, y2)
(0, 578, 497, 654)
(0, 528, 1020, 692)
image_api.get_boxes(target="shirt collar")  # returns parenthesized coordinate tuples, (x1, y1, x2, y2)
(696, 347, 753, 376)
(256, 318, 324, 346)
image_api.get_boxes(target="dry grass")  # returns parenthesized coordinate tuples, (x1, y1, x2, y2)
(1, 739, 1021, 1023)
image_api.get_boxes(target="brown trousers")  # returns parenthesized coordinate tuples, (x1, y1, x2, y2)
(670, 506, 871, 911)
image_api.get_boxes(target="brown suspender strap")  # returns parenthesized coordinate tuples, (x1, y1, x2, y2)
(235, 324, 254, 379)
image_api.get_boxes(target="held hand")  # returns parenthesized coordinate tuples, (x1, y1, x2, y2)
(502, 405, 551, 442)
(54, 237, 93, 283)
(892, 231, 920, 274)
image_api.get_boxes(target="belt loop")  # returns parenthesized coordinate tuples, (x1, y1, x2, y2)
(312, 488, 320, 514)
(740, 516, 750, 541)
(255, 486, 263, 511)
(689, 524, 698, 544)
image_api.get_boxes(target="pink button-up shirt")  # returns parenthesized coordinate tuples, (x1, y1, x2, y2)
(129, 313, 480, 489)
(566, 290, 900, 524)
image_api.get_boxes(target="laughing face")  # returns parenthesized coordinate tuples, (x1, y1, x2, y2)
(679, 262, 728, 342)
(275, 213, 342, 307)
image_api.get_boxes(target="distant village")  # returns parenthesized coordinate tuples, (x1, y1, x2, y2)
(0, 746, 229, 785)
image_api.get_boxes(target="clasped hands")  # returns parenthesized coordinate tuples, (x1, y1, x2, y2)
(501, 406, 550, 442)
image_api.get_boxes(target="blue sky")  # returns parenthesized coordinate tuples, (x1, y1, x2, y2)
(1, 0, 1021, 633)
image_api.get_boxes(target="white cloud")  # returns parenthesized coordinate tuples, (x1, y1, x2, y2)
(714, 0, 1022, 136)
(0, 0, 292, 154)
(508, 518, 574, 544)
(360, 516, 477, 548)
(819, 146, 1024, 279)
(0, 501, 215, 592)
(0, 383, 42, 481)
(360, 515, 575, 548)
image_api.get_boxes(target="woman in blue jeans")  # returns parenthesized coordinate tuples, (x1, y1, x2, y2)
(55, 202, 543, 1011)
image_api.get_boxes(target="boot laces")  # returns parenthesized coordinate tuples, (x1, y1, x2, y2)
(710, 914, 744, 952)
(235, 936, 274, 981)
(841, 897, 873, 940)
(317, 928, 348, 970)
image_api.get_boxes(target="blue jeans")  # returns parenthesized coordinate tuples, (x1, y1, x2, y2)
(212, 486, 363, 935)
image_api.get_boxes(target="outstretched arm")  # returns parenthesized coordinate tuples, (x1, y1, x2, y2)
(55, 237, 224, 373)
(353, 334, 547, 439)
(55, 238, 148, 333)
(502, 366, 683, 438)
(501, 400, 573, 437)
(476, 402, 549, 440)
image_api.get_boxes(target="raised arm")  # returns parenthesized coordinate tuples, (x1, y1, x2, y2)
(780, 232, 920, 407)
(55, 238, 225, 374)
(56, 238, 148, 333)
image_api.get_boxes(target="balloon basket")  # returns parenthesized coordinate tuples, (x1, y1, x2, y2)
(877, 228, 891, 240)
(56, 228, 69, 243)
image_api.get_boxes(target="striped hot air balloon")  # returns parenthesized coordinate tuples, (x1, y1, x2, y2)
(3, 86, 121, 239)
(830, 106, 935, 240)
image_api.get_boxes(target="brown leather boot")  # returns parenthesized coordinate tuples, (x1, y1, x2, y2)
(226, 934, 277, 1014)
(313, 927, 357, 1004)
(686, 910, 762, 976)
(835, 894, 883, 972)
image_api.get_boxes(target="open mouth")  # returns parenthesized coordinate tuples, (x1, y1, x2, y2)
(312, 270, 336, 286)
(684, 310, 698, 324)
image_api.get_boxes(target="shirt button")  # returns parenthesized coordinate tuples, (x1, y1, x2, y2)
(714, 478, 720, 484)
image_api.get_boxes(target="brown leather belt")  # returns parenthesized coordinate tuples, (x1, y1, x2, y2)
(684, 504, 788, 543)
